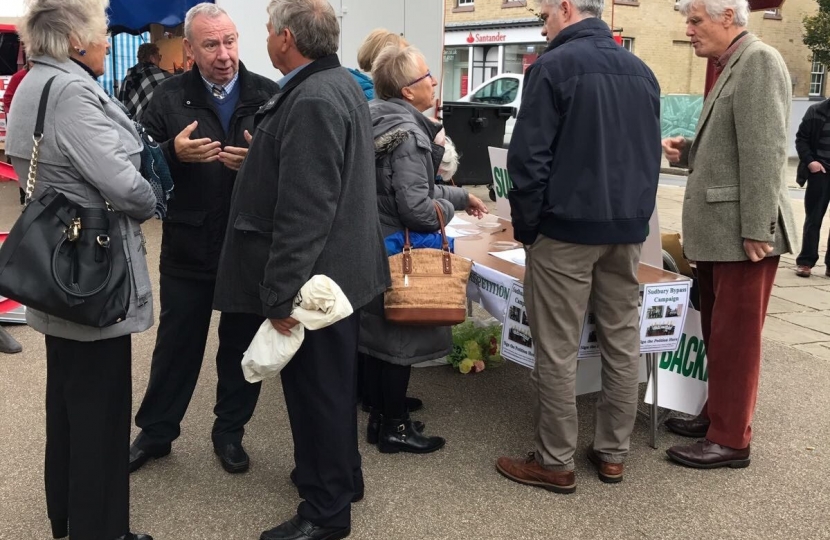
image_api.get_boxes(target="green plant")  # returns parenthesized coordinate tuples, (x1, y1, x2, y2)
(448, 320, 504, 374)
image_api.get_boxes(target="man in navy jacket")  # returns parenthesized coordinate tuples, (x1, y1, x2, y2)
(496, 0, 661, 493)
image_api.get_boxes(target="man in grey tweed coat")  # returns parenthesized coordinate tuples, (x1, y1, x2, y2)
(662, 0, 797, 470)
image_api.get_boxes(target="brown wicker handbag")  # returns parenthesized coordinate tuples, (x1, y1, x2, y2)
(384, 202, 473, 326)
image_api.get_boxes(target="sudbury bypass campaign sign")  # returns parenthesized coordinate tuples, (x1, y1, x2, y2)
(639, 282, 691, 353)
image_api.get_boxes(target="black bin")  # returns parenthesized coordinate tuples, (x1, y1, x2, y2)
(440, 102, 514, 186)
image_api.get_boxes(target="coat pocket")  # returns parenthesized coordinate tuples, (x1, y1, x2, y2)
(161, 209, 208, 268)
(705, 185, 740, 203)
(233, 213, 273, 297)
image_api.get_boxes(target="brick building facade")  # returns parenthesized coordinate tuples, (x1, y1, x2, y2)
(443, 0, 823, 101)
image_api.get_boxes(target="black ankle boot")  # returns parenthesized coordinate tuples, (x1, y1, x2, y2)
(377, 416, 444, 454)
(367, 408, 425, 445)
(367, 409, 382, 444)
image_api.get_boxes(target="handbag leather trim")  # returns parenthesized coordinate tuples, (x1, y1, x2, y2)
(384, 307, 467, 326)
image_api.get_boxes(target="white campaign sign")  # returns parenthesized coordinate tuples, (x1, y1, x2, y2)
(466, 263, 516, 324)
(645, 305, 709, 415)
(501, 282, 535, 368)
(488, 147, 512, 220)
(639, 282, 692, 353)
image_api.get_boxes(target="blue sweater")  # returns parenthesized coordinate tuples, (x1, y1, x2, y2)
(211, 82, 240, 134)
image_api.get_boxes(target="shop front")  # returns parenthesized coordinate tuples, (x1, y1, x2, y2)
(443, 21, 545, 102)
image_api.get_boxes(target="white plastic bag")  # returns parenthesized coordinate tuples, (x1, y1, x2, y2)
(241, 275, 354, 383)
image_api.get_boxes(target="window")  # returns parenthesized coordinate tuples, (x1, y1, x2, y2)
(453, 0, 474, 12)
(469, 76, 521, 106)
(621, 37, 634, 52)
(811, 59, 825, 97)
(458, 0, 474, 5)
(764, 8, 782, 19)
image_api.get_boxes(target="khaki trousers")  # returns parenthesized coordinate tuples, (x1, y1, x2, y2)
(525, 236, 642, 471)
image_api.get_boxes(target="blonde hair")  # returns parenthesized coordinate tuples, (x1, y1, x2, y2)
(372, 45, 423, 101)
(357, 29, 407, 72)
(19, 0, 109, 60)
(439, 136, 460, 181)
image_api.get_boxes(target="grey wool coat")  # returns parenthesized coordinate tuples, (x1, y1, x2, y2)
(213, 55, 389, 319)
(358, 98, 470, 366)
(6, 56, 157, 341)
(677, 35, 798, 262)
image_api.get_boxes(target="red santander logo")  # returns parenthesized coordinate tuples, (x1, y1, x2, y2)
(466, 32, 475, 44)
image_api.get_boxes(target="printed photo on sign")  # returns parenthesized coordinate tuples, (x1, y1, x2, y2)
(577, 311, 600, 359)
(500, 282, 535, 368)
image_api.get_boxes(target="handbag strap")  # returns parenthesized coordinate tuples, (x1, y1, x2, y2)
(401, 201, 452, 276)
(25, 76, 58, 204)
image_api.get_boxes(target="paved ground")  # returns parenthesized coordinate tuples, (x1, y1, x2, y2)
(1, 177, 829, 540)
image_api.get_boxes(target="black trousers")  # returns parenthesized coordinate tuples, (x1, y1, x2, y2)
(362, 354, 412, 419)
(135, 273, 263, 448)
(282, 313, 362, 528)
(45, 334, 132, 540)
(797, 172, 830, 267)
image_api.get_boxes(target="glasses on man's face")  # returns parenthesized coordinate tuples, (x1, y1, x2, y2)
(406, 70, 432, 87)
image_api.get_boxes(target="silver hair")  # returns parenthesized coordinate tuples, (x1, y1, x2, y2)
(677, 0, 749, 27)
(439, 136, 460, 181)
(184, 3, 230, 41)
(267, 0, 339, 60)
(372, 45, 424, 100)
(538, 0, 605, 18)
(19, 0, 109, 60)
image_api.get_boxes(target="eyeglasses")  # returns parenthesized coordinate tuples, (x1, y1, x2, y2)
(406, 70, 432, 87)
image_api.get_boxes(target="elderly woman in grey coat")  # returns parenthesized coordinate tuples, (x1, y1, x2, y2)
(5, 1, 156, 539)
(360, 44, 488, 454)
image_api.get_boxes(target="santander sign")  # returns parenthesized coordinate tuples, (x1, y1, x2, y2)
(466, 31, 507, 44)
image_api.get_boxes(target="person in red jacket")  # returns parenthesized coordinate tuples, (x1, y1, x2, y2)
(3, 62, 31, 208)
(0, 63, 28, 355)
(2, 62, 31, 118)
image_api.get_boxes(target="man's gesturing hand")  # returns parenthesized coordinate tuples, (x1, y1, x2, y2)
(174, 120, 222, 163)
(219, 130, 253, 172)
(661, 136, 685, 164)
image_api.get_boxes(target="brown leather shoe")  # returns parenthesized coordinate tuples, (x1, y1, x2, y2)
(586, 449, 623, 483)
(796, 265, 812, 277)
(496, 453, 576, 494)
(666, 439, 750, 469)
(665, 415, 710, 438)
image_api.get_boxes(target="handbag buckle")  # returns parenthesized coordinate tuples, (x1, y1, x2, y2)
(96, 235, 110, 248)
(66, 218, 82, 242)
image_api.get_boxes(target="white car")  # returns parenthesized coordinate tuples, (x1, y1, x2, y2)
(457, 73, 524, 147)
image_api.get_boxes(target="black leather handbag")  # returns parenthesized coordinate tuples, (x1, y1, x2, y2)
(0, 76, 131, 328)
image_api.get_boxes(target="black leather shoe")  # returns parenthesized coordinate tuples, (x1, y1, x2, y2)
(0, 326, 22, 354)
(115, 533, 153, 540)
(366, 408, 424, 445)
(378, 417, 445, 454)
(260, 515, 350, 540)
(290, 469, 364, 503)
(214, 442, 249, 474)
(361, 396, 423, 413)
(129, 440, 171, 473)
(666, 439, 750, 469)
(665, 415, 710, 438)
